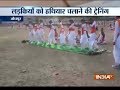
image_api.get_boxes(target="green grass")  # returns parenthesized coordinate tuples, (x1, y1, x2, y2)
(28, 41, 99, 55)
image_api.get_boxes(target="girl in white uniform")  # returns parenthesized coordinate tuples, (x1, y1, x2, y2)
(80, 19, 89, 48)
(48, 21, 56, 45)
(67, 20, 77, 47)
(37, 20, 45, 42)
(35, 24, 40, 42)
(88, 19, 99, 50)
(33, 23, 38, 42)
(59, 21, 66, 45)
(28, 23, 34, 42)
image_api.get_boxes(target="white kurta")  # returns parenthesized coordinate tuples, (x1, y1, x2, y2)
(80, 23, 89, 48)
(113, 19, 120, 64)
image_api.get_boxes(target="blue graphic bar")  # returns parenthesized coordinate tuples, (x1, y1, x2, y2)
(0, 16, 23, 22)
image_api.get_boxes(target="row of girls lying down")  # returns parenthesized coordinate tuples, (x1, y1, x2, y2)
(27, 19, 106, 50)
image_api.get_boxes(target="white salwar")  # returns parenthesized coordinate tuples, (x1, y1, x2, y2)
(34, 30, 38, 42)
(113, 19, 120, 65)
(59, 32, 66, 44)
(29, 30, 34, 42)
(67, 23, 77, 46)
(80, 24, 89, 48)
(89, 21, 98, 50)
(48, 25, 56, 44)
(68, 31, 76, 46)
(37, 23, 45, 42)
(89, 33, 98, 49)
(59, 23, 66, 45)
(28, 24, 34, 42)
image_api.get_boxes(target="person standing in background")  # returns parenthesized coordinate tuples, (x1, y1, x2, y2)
(109, 23, 114, 31)
(76, 27, 81, 44)
(54, 28, 58, 44)
(97, 28, 106, 45)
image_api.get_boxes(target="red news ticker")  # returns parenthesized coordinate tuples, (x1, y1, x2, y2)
(94, 74, 114, 80)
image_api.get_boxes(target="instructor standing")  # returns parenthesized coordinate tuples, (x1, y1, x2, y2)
(112, 16, 120, 69)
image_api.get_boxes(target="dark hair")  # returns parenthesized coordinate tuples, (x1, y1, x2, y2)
(59, 20, 61, 23)
(54, 28, 56, 31)
(49, 20, 53, 24)
(69, 19, 74, 24)
(89, 18, 93, 24)
(40, 19, 43, 23)
(116, 16, 120, 18)
(101, 28, 104, 31)
(81, 19, 85, 23)
(89, 18, 93, 21)
(96, 26, 98, 31)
